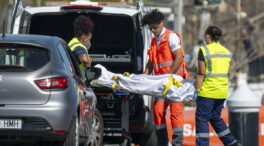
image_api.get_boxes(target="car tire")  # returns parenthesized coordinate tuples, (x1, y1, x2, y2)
(64, 115, 79, 146)
(139, 127, 157, 146)
(86, 108, 104, 146)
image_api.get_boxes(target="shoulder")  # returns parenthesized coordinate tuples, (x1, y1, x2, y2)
(73, 46, 87, 56)
(168, 32, 181, 45)
(68, 37, 78, 45)
(198, 49, 205, 61)
(168, 32, 181, 51)
(168, 32, 180, 40)
(166, 29, 181, 43)
(198, 46, 206, 55)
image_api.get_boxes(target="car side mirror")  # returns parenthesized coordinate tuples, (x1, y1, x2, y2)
(85, 67, 102, 86)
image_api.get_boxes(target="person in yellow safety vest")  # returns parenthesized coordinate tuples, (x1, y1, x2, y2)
(68, 15, 93, 78)
(195, 26, 240, 146)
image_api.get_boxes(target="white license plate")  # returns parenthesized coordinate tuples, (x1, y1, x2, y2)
(0, 119, 22, 129)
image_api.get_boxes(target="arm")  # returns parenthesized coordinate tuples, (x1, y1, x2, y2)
(195, 61, 205, 90)
(196, 60, 205, 90)
(168, 33, 184, 74)
(74, 46, 92, 68)
(79, 53, 92, 68)
(144, 59, 154, 75)
(196, 49, 206, 90)
(169, 49, 183, 74)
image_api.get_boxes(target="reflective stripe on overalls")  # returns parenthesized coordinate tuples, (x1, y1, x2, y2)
(149, 29, 185, 146)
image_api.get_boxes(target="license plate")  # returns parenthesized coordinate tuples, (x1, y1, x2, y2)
(0, 119, 22, 129)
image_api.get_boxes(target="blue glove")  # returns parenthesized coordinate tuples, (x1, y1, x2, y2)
(193, 90, 198, 102)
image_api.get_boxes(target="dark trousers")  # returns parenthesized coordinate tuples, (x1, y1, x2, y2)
(195, 96, 237, 146)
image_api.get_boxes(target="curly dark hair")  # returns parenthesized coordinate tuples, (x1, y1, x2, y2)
(205, 26, 222, 42)
(74, 15, 94, 37)
(141, 9, 165, 26)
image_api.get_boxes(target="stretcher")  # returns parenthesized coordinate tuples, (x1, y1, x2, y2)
(91, 64, 196, 102)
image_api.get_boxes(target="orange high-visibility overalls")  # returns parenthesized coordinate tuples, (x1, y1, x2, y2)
(148, 29, 189, 146)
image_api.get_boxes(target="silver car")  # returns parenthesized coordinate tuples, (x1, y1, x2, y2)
(0, 34, 103, 146)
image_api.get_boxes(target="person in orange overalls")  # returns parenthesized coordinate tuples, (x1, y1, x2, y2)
(141, 9, 189, 146)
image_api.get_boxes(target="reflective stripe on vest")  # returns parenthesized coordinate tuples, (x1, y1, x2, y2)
(203, 45, 232, 78)
(68, 42, 81, 49)
(68, 38, 88, 69)
(154, 61, 173, 69)
(198, 42, 232, 99)
(148, 29, 189, 78)
(160, 61, 173, 68)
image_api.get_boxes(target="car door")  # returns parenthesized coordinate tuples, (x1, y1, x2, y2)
(59, 42, 95, 138)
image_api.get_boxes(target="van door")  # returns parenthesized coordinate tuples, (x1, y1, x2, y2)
(10, 0, 25, 34)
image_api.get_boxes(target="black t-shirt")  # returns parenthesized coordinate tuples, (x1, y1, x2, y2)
(198, 50, 205, 61)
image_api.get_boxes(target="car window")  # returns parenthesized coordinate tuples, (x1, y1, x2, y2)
(61, 43, 82, 78)
(0, 44, 49, 72)
(57, 43, 75, 74)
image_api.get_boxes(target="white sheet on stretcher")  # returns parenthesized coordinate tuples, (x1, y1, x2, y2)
(91, 64, 196, 102)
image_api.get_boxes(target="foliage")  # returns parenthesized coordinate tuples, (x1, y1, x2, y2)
(0, 0, 8, 6)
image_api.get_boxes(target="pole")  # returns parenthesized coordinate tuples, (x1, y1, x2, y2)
(176, 0, 183, 35)
(198, 1, 211, 41)
(174, 0, 183, 35)
(235, 0, 241, 67)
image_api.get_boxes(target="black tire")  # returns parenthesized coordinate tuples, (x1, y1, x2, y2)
(64, 115, 79, 146)
(87, 108, 104, 146)
(139, 127, 157, 146)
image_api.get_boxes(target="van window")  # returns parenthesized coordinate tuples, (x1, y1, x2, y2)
(0, 44, 49, 71)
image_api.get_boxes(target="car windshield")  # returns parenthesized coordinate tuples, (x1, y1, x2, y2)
(0, 45, 49, 71)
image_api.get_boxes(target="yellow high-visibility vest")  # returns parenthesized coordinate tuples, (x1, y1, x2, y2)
(68, 37, 88, 70)
(198, 42, 232, 99)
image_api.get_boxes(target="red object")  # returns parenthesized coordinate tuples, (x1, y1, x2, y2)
(153, 101, 184, 128)
(61, 5, 103, 11)
(130, 126, 144, 129)
(35, 77, 68, 89)
(52, 130, 66, 134)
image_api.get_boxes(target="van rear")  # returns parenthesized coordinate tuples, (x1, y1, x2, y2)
(17, 7, 143, 74)
(11, 3, 156, 145)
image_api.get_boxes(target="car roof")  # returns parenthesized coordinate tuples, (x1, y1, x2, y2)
(0, 34, 62, 49)
(24, 5, 139, 16)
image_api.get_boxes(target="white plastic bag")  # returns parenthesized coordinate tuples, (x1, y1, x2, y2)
(91, 64, 195, 102)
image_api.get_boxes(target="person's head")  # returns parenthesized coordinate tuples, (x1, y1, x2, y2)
(141, 9, 165, 36)
(74, 15, 94, 48)
(204, 26, 222, 44)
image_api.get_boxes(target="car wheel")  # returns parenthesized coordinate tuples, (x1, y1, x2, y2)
(139, 126, 157, 146)
(64, 115, 79, 146)
(86, 108, 103, 146)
